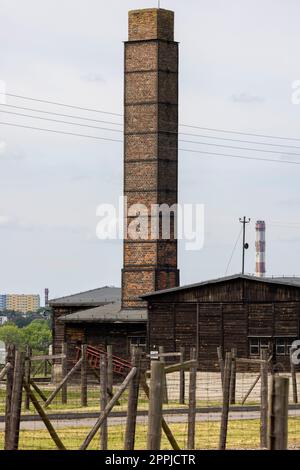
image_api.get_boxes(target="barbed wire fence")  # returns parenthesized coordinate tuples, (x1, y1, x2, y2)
(0, 343, 300, 450)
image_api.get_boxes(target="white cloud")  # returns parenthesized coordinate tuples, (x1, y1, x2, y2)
(0, 215, 13, 226)
(0, 142, 6, 155)
(81, 72, 105, 83)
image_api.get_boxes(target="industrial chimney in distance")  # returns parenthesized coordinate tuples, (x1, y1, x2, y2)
(45, 288, 49, 307)
(255, 221, 266, 277)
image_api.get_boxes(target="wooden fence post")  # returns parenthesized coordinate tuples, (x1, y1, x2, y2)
(61, 342, 68, 404)
(107, 345, 113, 396)
(4, 344, 15, 450)
(45, 357, 83, 407)
(81, 344, 88, 407)
(44, 359, 48, 377)
(147, 361, 164, 450)
(140, 377, 180, 451)
(217, 346, 224, 387)
(22, 381, 66, 450)
(8, 351, 25, 450)
(124, 347, 142, 450)
(260, 349, 268, 448)
(290, 351, 298, 404)
(187, 347, 197, 450)
(229, 348, 237, 405)
(100, 353, 108, 450)
(219, 351, 232, 450)
(268, 376, 289, 450)
(24, 346, 32, 411)
(80, 367, 137, 450)
(159, 346, 168, 404)
(179, 346, 185, 405)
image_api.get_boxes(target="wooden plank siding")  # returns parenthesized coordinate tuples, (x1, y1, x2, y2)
(223, 304, 248, 358)
(199, 304, 222, 369)
(147, 278, 300, 371)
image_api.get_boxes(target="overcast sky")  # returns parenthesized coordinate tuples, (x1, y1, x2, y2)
(1, 0, 300, 302)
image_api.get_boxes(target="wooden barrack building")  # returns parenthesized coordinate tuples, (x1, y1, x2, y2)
(142, 274, 300, 371)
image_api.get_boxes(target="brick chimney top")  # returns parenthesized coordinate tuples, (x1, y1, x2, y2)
(128, 8, 174, 42)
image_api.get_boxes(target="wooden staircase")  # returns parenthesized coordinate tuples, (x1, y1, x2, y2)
(76, 345, 132, 376)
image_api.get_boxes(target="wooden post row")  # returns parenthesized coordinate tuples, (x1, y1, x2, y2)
(179, 346, 185, 405)
(81, 344, 88, 407)
(290, 351, 298, 404)
(61, 342, 68, 405)
(7, 351, 25, 450)
(4, 344, 15, 450)
(260, 349, 268, 448)
(159, 346, 168, 404)
(107, 345, 113, 396)
(100, 353, 108, 450)
(268, 376, 289, 450)
(219, 351, 232, 450)
(187, 347, 197, 450)
(124, 347, 142, 450)
(24, 346, 32, 411)
(147, 361, 164, 450)
(217, 346, 224, 387)
(229, 348, 237, 405)
(80, 367, 137, 450)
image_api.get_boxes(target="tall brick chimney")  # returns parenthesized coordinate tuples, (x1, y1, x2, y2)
(122, 8, 180, 309)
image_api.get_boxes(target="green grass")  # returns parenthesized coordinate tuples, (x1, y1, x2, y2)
(0, 383, 261, 415)
(0, 418, 300, 450)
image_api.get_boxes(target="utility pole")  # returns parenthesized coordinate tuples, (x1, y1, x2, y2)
(239, 217, 251, 274)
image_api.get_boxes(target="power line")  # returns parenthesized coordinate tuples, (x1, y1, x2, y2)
(178, 138, 300, 157)
(177, 147, 300, 165)
(3, 103, 300, 152)
(1, 120, 300, 166)
(3, 91, 300, 143)
(0, 121, 123, 143)
(0, 110, 123, 134)
(179, 124, 300, 143)
(177, 132, 300, 151)
(225, 227, 243, 275)
(0, 103, 123, 127)
(1, 92, 123, 117)
(2, 109, 300, 158)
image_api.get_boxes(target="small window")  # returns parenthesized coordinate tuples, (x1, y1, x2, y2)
(249, 338, 271, 356)
(129, 336, 146, 349)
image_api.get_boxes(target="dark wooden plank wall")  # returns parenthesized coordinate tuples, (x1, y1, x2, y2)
(198, 304, 222, 369)
(149, 300, 300, 370)
(223, 304, 248, 358)
(64, 323, 147, 367)
(52, 306, 93, 357)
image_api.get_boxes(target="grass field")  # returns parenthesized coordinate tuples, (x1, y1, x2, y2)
(1, 371, 300, 450)
(0, 418, 300, 450)
(0, 384, 260, 415)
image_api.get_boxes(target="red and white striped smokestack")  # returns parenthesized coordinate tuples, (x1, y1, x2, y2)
(255, 221, 266, 277)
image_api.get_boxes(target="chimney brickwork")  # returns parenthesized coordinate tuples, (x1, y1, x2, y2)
(122, 9, 180, 309)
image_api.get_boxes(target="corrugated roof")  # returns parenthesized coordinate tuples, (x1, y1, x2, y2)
(49, 286, 121, 307)
(58, 301, 147, 323)
(141, 274, 300, 299)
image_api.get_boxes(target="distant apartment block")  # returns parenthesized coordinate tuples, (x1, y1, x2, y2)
(0, 294, 40, 313)
(0, 316, 8, 325)
(0, 295, 6, 311)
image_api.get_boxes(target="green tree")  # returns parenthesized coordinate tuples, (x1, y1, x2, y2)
(0, 323, 24, 347)
(22, 319, 52, 353)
